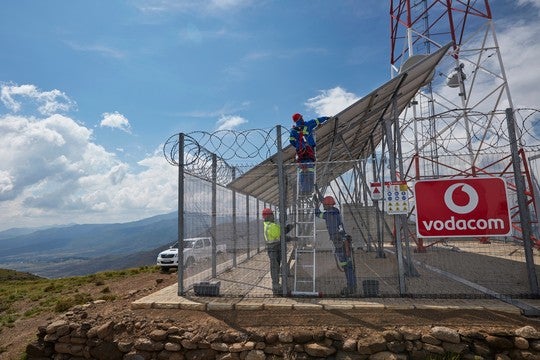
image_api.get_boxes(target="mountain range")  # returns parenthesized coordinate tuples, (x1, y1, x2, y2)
(0, 211, 213, 278)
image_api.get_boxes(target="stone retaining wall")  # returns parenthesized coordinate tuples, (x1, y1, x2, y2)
(26, 314, 540, 360)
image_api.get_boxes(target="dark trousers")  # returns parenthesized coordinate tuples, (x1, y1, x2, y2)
(332, 236, 357, 291)
(267, 244, 281, 293)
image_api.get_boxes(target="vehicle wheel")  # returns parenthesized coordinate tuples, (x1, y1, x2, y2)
(160, 267, 170, 273)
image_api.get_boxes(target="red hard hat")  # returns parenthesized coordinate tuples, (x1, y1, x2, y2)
(262, 208, 274, 218)
(292, 113, 303, 122)
(322, 196, 336, 206)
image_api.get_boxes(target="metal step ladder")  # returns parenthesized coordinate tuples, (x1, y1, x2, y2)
(292, 167, 319, 296)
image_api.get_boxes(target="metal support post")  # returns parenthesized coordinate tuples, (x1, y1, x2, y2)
(506, 108, 539, 297)
(177, 133, 185, 296)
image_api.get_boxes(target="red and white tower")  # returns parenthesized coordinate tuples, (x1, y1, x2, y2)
(389, 0, 515, 175)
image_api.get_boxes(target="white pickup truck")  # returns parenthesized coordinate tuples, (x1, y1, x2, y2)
(156, 237, 226, 272)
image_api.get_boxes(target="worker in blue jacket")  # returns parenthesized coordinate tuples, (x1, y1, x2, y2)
(315, 195, 357, 296)
(289, 113, 330, 195)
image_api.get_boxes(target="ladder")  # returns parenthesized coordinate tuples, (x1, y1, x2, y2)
(292, 165, 319, 296)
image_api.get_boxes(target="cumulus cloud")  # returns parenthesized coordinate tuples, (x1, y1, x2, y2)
(0, 84, 76, 115)
(216, 114, 247, 130)
(100, 111, 132, 133)
(305, 87, 360, 116)
(0, 112, 176, 230)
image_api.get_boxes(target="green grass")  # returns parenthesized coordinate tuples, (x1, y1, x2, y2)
(0, 266, 159, 330)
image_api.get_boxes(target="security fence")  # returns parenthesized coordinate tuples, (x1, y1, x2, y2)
(162, 109, 540, 301)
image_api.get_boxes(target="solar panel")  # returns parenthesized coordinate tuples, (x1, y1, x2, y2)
(228, 43, 453, 205)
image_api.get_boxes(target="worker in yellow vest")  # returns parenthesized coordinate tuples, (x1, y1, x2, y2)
(262, 208, 295, 295)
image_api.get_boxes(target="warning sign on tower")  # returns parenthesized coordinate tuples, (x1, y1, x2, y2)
(370, 182, 383, 201)
(384, 181, 410, 215)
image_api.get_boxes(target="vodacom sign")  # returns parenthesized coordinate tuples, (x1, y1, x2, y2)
(414, 177, 511, 238)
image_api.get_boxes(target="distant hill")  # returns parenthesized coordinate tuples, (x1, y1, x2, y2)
(0, 268, 43, 281)
(0, 211, 214, 278)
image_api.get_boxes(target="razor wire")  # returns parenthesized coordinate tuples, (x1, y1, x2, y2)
(163, 108, 540, 185)
(399, 108, 540, 158)
(163, 128, 281, 186)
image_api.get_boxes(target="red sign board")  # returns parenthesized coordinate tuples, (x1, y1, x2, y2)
(414, 177, 511, 238)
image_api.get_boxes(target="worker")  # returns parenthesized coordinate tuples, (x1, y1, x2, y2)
(315, 195, 357, 296)
(262, 208, 295, 295)
(289, 113, 331, 195)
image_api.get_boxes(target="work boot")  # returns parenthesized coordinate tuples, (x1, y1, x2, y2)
(340, 287, 350, 297)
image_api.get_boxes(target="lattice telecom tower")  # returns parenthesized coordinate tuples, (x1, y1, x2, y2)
(390, 0, 515, 173)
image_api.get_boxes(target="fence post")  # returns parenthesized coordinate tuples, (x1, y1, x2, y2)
(506, 107, 539, 296)
(212, 153, 217, 278)
(232, 167, 238, 268)
(177, 133, 185, 296)
(246, 194, 251, 259)
(276, 125, 288, 296)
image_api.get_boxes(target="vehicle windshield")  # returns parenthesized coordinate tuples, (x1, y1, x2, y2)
(183, 240, 196, 248)
(170, 240, 198, 249)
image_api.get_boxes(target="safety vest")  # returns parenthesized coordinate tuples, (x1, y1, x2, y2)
(263, 221, 281, 244)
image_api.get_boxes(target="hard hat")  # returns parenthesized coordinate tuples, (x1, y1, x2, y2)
(262, 208, 274, 218)
(292, 113, 303, 122)
(322, 196, 336, 206)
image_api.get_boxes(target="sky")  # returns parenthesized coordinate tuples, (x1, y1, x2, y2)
(1, 0, 539, 232)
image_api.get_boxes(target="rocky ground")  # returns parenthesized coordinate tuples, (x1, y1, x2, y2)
(3, 269, 540, 360)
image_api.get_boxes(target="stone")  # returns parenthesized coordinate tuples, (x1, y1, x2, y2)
(383, 330, 403, 342)
(245, 349, 266, 360)
(278, 331, 293, 343)
(399, 327, 421, 341)
(442, 341, 469, 354)
(343, 338, 358, 352)
(304, 342, 337, 357)
(485, 335, 514, 350)
(46, 320, 69, 335)
(387, 341, 406, 353)
(357, 335, 387, 354)
(431, 326, 460, 344)
(164, 342, 183, 352)
(149, 329, 168, 341)
(184, 348, 217, 360)
(423, 343, 445, 355)
(369, 351, 399, 360)
(211, 342, 229, 352)
(516, 326, 540, 340)
(515, 336, 530, 350)
(292, 331, 313, 343)
(421, 334, 441, 345)
(89, 340, 123, 360)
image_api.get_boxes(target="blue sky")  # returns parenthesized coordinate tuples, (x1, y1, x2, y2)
(1, 0, 539, 231)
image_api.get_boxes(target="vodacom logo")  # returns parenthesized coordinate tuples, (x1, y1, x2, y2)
(443, 183, 479, 214)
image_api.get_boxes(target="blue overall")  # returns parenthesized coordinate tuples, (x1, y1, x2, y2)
(289, 117, 329, 195)
(315, 206, 357, 293)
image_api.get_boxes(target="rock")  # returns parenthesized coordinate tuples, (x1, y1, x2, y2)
(304, 342, 337, 357)
(516, 326, 540, 340)
(485, 335, 514, 350)
(431, 326, 460, 344)
(245, 349, 266, 360)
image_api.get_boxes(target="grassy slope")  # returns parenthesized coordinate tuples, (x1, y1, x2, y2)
(0, 266, 159, 356)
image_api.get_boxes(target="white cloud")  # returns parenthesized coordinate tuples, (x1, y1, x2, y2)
(0, 112, 177, 230)
(496, 20, 540, 108)
(0, 84, 76, 115)
(135, 0, 253, 15)
(100, 111, 132, 133)
(517, 0, 540, 8)
(305, 87, 360, 117)
(216, 114, 248, 130)
(64, 41, 125, 59)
